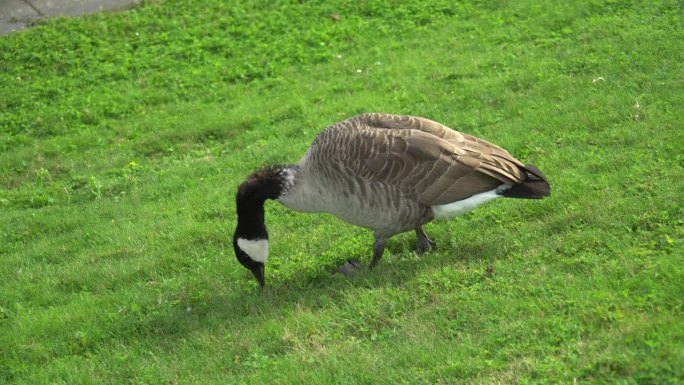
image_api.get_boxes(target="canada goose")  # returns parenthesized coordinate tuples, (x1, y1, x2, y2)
(234, 113, 550, 287)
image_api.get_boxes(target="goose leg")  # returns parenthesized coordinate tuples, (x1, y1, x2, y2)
(369, 233, 387, 269)
(415, 226, 436, 255)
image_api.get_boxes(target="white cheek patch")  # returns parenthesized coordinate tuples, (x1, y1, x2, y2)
(237, 238, 269, 263)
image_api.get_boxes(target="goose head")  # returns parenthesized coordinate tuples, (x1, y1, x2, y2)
(233, 166, 293, 287)
(233, 234, 267, 287)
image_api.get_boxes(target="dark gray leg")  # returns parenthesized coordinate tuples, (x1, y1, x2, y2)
(415, 226, 436, 255)
(369, 233, 387, 269)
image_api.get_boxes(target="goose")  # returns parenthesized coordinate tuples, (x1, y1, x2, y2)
(234, 113, 550, 287)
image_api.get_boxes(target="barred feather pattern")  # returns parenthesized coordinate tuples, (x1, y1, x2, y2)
(276, 113, 548, 237)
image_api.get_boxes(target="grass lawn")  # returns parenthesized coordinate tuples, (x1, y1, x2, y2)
(1, 0, 683, 383)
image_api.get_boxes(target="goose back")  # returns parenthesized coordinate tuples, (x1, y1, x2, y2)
(277, 113, 531, 236)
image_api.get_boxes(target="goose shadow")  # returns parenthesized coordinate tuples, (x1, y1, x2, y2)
(117, 232, 509, 348)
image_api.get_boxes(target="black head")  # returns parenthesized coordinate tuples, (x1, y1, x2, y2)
(233, 234, 266, 287)
(233, 166, 294, 288)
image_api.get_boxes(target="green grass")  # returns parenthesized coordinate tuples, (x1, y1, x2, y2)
(1, 0, 683, 383)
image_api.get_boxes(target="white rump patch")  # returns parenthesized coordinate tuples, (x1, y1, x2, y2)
(431, 185, 510, 220)
(237, 238, 269, 263)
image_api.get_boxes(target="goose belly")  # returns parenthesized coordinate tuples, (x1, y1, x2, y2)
(328, 195, 427, 235)
(278, 180, 429, 235)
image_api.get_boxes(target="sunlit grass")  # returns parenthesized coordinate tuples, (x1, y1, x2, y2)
(1, 0, 683, 384)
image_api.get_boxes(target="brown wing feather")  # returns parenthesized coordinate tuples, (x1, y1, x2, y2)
(344, 113, 527, 205)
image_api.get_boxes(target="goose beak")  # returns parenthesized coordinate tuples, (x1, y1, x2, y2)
(251, 264, 265, 288)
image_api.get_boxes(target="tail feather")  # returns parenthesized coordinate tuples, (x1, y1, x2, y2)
(501, 164, 550, 199)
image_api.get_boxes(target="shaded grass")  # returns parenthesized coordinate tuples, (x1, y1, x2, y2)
(1, 0, 683, 384)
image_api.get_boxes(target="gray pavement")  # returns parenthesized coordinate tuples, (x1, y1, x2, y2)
(0, 0, 141, 36)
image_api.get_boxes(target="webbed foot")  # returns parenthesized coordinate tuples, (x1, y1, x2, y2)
(334, 259, 363, 276)
(415, 226, 436, 255)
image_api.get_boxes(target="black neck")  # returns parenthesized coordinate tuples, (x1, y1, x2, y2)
(235, 199, 267, 240)
(234, 165, 292, 240)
